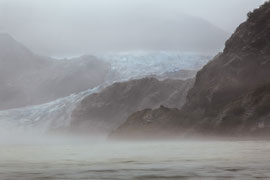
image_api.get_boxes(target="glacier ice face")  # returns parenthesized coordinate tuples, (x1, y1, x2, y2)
(0, 52, 212, 135)
(98, 51, 211, 79)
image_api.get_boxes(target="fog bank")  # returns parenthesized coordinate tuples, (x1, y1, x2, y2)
(0, 0, 265, 56)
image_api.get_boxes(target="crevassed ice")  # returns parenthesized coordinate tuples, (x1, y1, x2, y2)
(98, 51, 211, 79)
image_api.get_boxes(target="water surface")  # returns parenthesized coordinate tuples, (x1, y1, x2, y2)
(0, 141, 269, 180)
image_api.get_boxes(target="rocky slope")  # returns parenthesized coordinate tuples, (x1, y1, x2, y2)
(0, 33, 110, 110)
(152, 69, 197, 80)
(212, 83, 270, 135)
(110, 106, 184, 140)
(111, 1, 270, 139)
(70, 77, 194, 135)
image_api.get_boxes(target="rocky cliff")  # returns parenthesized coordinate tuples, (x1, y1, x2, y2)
(111, 1, 270, 139)
(70, 77, 194, 135)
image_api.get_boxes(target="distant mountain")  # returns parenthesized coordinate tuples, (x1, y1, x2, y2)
(70, 77, 194, 135)
(97, 13, 229, 53)
(6, 13, 229, 55)
(0, 33, 110, 110)
(110, 1, 270, 139)
(0, 33, 48, 78)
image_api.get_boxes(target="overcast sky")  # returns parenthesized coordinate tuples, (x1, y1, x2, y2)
(0, 0, 266, 56)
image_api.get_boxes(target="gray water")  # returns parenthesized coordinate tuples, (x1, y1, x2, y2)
(0, 140, 270, 180)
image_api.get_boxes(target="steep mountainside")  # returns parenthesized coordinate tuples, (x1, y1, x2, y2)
(181, 1, 270, 133)
(111, 1, 270, 138)
(183, 1, 270, 119)
(0, 34, 110, 110)
(70, 78, 194, 135)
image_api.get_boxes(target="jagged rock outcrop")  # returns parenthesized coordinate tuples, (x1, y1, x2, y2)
(184, 1, 270, 118)
(111, 1, 270, 138)
(0, 33, 110, 110)
(181, 1, 270, 133)
(70, 77, 194, 135)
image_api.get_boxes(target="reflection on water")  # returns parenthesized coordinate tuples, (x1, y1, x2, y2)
(0, 141, 270, 180)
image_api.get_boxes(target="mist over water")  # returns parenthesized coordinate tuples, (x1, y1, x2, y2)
(1, 141, 270, 179)
(0, 1, 269, 179)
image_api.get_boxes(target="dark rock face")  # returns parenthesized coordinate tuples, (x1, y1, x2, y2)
(213, 83, 270, 135)
(70, 78, 194, 135)
(111, 2, 270, 138)
(0, 33, 110, 110)
(182, 1, 270, 129)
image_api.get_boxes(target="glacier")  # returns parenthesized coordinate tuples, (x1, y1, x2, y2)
(0, 52, 212, 136)
(98, 51, 210, 79)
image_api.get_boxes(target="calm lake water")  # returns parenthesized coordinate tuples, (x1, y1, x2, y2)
(0, 141, 270, 180)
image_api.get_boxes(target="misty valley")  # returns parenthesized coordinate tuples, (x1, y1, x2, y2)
(1, 0, 270, 179)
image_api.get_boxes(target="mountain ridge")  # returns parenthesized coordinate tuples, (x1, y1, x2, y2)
(0, 33, 110, 110)
(110, 1, 270, 139)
